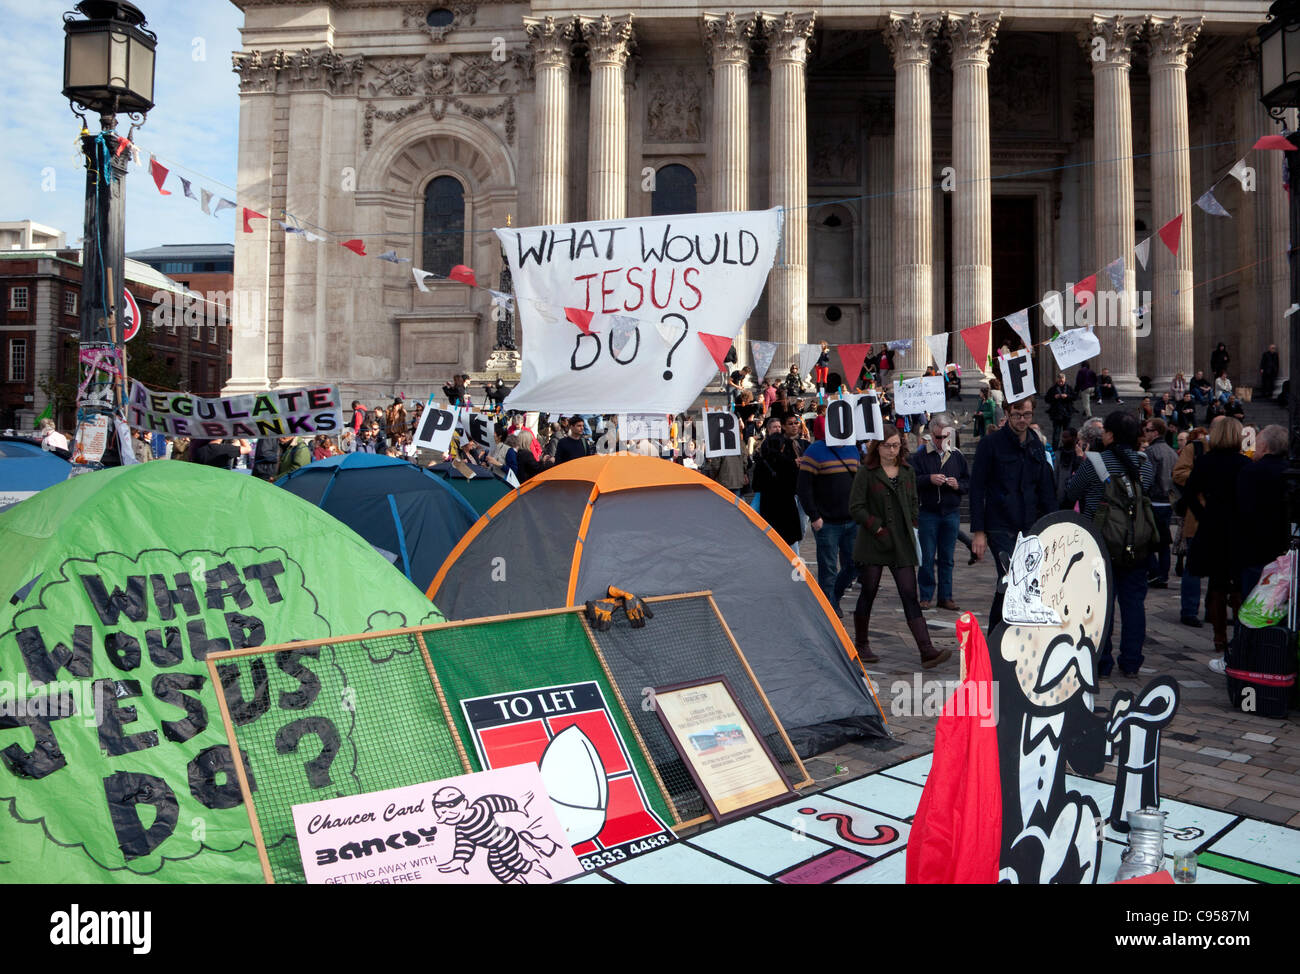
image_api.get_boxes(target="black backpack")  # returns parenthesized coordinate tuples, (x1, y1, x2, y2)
(1087, 450, 1158, 570)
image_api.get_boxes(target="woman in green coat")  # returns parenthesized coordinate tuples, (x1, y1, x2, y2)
(849, 426, 952, 670)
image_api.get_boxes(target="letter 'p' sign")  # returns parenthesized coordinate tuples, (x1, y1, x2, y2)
(413, 405, 457, 453)
(703, 410, 740, 457)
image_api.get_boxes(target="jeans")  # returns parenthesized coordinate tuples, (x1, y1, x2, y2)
(1180, 571, 1203, 620)
(1191, 388, 1209, 405)
(1148, 504, 1172, 582)
(1099, 565, 1148, 675)
(918, 510, 960, 602)
(814, 520, 858, 609)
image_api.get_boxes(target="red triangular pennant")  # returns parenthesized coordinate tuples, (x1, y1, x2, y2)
(960, 321, 992, 369)
(241, 207, 266, 234)
(449, 264, 477, 287)
(1074, 273, 1097, 301)
(149, 156, 171, 195)
(340, 239, 367, 256)
(1254, 134, 1298, 152)
(1158, 214, 1183, 256)
(836, 343, 871, 386)
(698, 332, 733, 371)
(565, 307, 595, 335)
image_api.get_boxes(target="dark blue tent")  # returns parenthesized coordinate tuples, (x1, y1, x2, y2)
(277, 453, 479, 591)
(0, 439, 72, 512)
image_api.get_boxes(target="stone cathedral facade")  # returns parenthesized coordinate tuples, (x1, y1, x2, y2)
(227, 1, 1282, 402)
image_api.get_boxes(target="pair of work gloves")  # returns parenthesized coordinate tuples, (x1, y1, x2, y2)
(585, 585, 654, 631)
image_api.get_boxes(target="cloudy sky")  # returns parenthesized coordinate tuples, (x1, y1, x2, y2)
(0, 0, 243, 252)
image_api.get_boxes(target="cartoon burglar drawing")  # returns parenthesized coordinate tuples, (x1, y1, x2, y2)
(432, 786, 560, 884)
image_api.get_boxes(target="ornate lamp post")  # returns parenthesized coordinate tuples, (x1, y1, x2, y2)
(62, 1, 156, 458)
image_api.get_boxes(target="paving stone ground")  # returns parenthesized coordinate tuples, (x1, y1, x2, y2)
(796, 529, 1300, 829)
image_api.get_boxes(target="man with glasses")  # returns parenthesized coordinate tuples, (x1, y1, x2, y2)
(969, 396, 1056, 627)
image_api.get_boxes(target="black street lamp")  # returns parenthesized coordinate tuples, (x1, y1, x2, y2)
(62, 1, 155, 457)
(1260, 0, 1300, 528)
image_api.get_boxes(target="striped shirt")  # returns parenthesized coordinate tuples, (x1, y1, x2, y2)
(1064, 448, 1154, 520)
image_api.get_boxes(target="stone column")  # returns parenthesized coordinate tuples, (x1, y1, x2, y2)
(949, 12, 1000, 375)
(580, 15, 635, 221)
(867, 100, 894, 346)
(1148, 15, 1202, 389)
(525, 17, 575, 225)
(227, 76, 275, 393)
(759, 11, 814, 373)
(704, 11, 758, 366)
(1088, 15, 1143, 394)
(1270, 111, 1296, 387)
(885, 11, 942, 375)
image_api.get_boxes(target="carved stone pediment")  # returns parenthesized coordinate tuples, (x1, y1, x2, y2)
(645, 65, 704, 143)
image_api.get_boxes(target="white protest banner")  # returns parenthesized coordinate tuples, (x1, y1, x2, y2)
(1048, 327, 1102, 371)
(458, 409, 497, 452)
(893, 376, 946, 415)
(126, 380, 342, 439)
(702, 409, 741, 457)
(500, 208, 782, 413)
(999, 348, 1036, 404)
(413, 402, 457, 453)
(823, 393, 881, 446)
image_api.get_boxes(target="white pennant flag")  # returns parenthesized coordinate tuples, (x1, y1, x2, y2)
(1196, 189, 1232, 218)
(609, 316, 638, 357)
(1006, 309, 1032, 349)
(655, 316, 686, 349)
(750, 340, 778, 379)
(1134, 236, 1152, 271)
(200, 189, 213, 216)
(925, 332, 948, 369)
(378, 250, 410, 263)
(1042, 292, 1063, 332)
(213, 198, 237, 218)
(1229, 157, 1253, 191)
(798, 343, 821, 379)
(178, 176, 197, 201)
(413, 268, 436, 293)
(302, 230, 326, 243)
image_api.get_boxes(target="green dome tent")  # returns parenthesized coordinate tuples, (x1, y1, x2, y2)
(0, 462, 442, 883)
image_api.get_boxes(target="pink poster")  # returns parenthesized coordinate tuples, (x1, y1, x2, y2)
(291, 765, 583, 885)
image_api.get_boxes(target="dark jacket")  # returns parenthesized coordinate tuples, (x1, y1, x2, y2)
(911, 444, 970, 516)
(1075, 365, 1096, 393)
(796, 441, 860, 524)
(1261, 349, 1280, 378)
(1211, 346, 1230, 376)
(1054, 450, 1083, 508)
(253, 438, 280, 480)
(554, 435, 591, 465)
(969, 423, 1056, 535)
(850, 461, 918, 567)
(1046, 382, 1076, 422)
(1236, 453, 1288, 568)
(1184, 448, 1251, 581)
(754, 436, 803, 545)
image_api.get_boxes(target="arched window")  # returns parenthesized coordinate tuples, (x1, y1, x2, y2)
(422, 175, 465, 275)
(651, 164, 698, 216)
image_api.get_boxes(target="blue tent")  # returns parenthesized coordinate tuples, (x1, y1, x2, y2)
(277, 453, 479, 591)
(0, 440, 72, 512)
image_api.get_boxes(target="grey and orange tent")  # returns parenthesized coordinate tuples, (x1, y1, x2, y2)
(427, 454, 886, 755)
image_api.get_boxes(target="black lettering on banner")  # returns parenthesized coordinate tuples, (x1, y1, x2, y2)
(274, 716, 341, 789)
(103, 771, 179, 860)
(242, 559, 287, 605)
(186, 617, 232, 660)
(15, 625, 93, 684)
(104, 632, 142, 671)
(571, 333, 600, 371)
(95, 679, 160, 756)
(203, 562, 253, 611)
(188, 744, 253, 810)
(151, 672, 208, 743)
(856, 394, 880, 439)
(146, 627, 184, 667)
(466, 414, 493, 451)
(705, 412, 738, 453)
(826, 399, 854, 442)
(224, 612, 266, 649)
(0, 698, 77, 779)
(80, 574, 149, 626)
(315, 411, 338, 433)
(1003, 351, 1033, 400)
(149, 573, 201, 621)
(417, 407, 454, 443)
(217, 659, 270, 725)
(275, 648, 322, 710)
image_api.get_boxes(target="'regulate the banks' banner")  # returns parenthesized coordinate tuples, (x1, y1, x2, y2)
(126, 380, 342, 439)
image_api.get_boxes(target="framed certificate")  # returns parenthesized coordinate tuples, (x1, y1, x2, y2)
(652, 676, 795, 823)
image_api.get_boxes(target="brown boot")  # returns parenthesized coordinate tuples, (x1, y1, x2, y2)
(909, 616, 952, 670)
(852, 611, 880, 664)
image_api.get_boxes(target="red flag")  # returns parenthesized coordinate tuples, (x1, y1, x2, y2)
(836, 343, 871, 386)
(1157, 214, 1183, 256)
(149, 156, 171, 195)
(1254, 134, 1298, 152)
(241, 207, 267, 234)
(340, 239, 367, 256)
(960, 320, 992, 368)
(113, 137, 132, 159)
(906, 613, 1001, 884)
(565, 307, 595, 335)
(1074, 273, 1097, 301)
(449, 264, 477, 287)
(698, 332, 733, 371)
